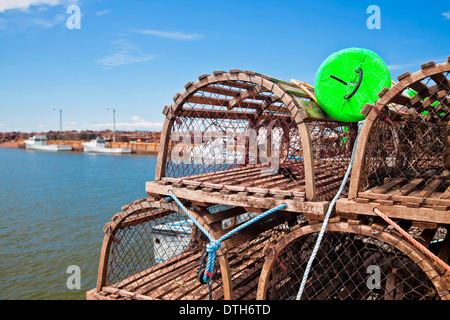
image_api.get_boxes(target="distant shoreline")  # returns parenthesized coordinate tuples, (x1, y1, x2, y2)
(0, 130, 162, 150)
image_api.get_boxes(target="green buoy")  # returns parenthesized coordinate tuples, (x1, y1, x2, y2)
(314, 47, 391, 122)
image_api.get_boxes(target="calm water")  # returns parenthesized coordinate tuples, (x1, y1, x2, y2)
(0, 148, 156, 300)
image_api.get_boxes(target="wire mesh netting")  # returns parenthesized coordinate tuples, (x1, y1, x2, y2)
(104, 206, 205, 299)
(264, 222, 447, 300)
(309, 121, 358, 200)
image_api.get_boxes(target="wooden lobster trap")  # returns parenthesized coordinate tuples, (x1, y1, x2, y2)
(87, 59, 450, 301)
(87, 70, 359, 300)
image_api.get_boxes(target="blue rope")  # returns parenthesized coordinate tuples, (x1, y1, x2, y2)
(295, 121, 364, 300)
(167, 189, 286, 283)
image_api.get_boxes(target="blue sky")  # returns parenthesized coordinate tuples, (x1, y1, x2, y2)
(0, 0, 449, 132)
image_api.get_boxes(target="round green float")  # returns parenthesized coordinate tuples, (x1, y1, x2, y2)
(314, 47, 391, 122)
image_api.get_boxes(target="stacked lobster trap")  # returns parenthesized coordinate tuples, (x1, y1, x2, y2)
(87, 58, 450, 300)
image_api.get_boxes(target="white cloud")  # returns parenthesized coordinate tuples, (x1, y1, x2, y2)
(0, 0, 60, 12)
(96, 9, 110, 16)
(97, 38, 155, 68)
(32, 13, 65, 28)
(387, 62, 422, 70)
(387, 57, 447, 70)
(136, 29, 203, 40)
(443, 11, 450, 19)
(97, 53, 155, 67)
(84, 116, 163, 130)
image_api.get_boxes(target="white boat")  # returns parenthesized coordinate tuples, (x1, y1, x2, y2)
(82, 137, 131, 154)
(191, 137, 245, 165)
(152, 220, 193, 262)
(24, 135, 72, 151)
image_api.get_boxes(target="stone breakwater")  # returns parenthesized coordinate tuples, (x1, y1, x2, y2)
(0, 141, 18, 148)
(17, 140, 160, 154)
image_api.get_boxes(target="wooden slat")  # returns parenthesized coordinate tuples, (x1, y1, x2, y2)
(394, 178, 425, 196)
(179, 107, 291, 122)
(119, 208, 172, 229)
(116, 250, 202, 291)
(336, 198, 450, 224)
(390, 93, 412, 106)
(199, 83, 282, 103)
(135, 258, 200, 295)
(391, 179, 444, 204)
(358, 177, 409, 200)
(147, 181, 321, 213)
(187, 95, 260, 109)
(186, 95, 291, 114)
(189, 164, 263, 181)
(409, 81, 430, 96)
(206, 167, 265, 184)
(227, 85, 268, 110)
(222, 213, 294, 249)
(440, 186, 450, 199)
(371, 177, 408, 194)
(430, 72, 450, 89)
(203, 206, 247, 224)
(161, 176, 307, 198)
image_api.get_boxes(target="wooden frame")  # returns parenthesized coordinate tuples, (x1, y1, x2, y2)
(257, 220, 450, 300)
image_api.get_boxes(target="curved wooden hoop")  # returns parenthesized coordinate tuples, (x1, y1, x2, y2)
(256, 221, 450, 300)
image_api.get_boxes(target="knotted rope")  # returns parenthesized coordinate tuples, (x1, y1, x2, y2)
(167, 189, 286, 284)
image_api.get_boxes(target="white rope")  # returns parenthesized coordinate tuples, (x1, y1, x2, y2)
(296, 121, 363, 300)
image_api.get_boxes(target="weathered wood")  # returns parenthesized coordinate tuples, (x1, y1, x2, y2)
(155, 117, 174, 180)
(146, 181, 328, 215)
(160, 176, 306, 198)
(384, 269, 398, 300)
(336, 198, 450, 224)
(179, 107, 291, 122)
(203, 206, 247, 224)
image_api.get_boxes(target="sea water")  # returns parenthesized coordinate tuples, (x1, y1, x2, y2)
(0, 148, 156, 299)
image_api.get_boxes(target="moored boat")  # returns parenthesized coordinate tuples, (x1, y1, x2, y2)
(82, 137, 131, 154)
(24, 135, 72, 151)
